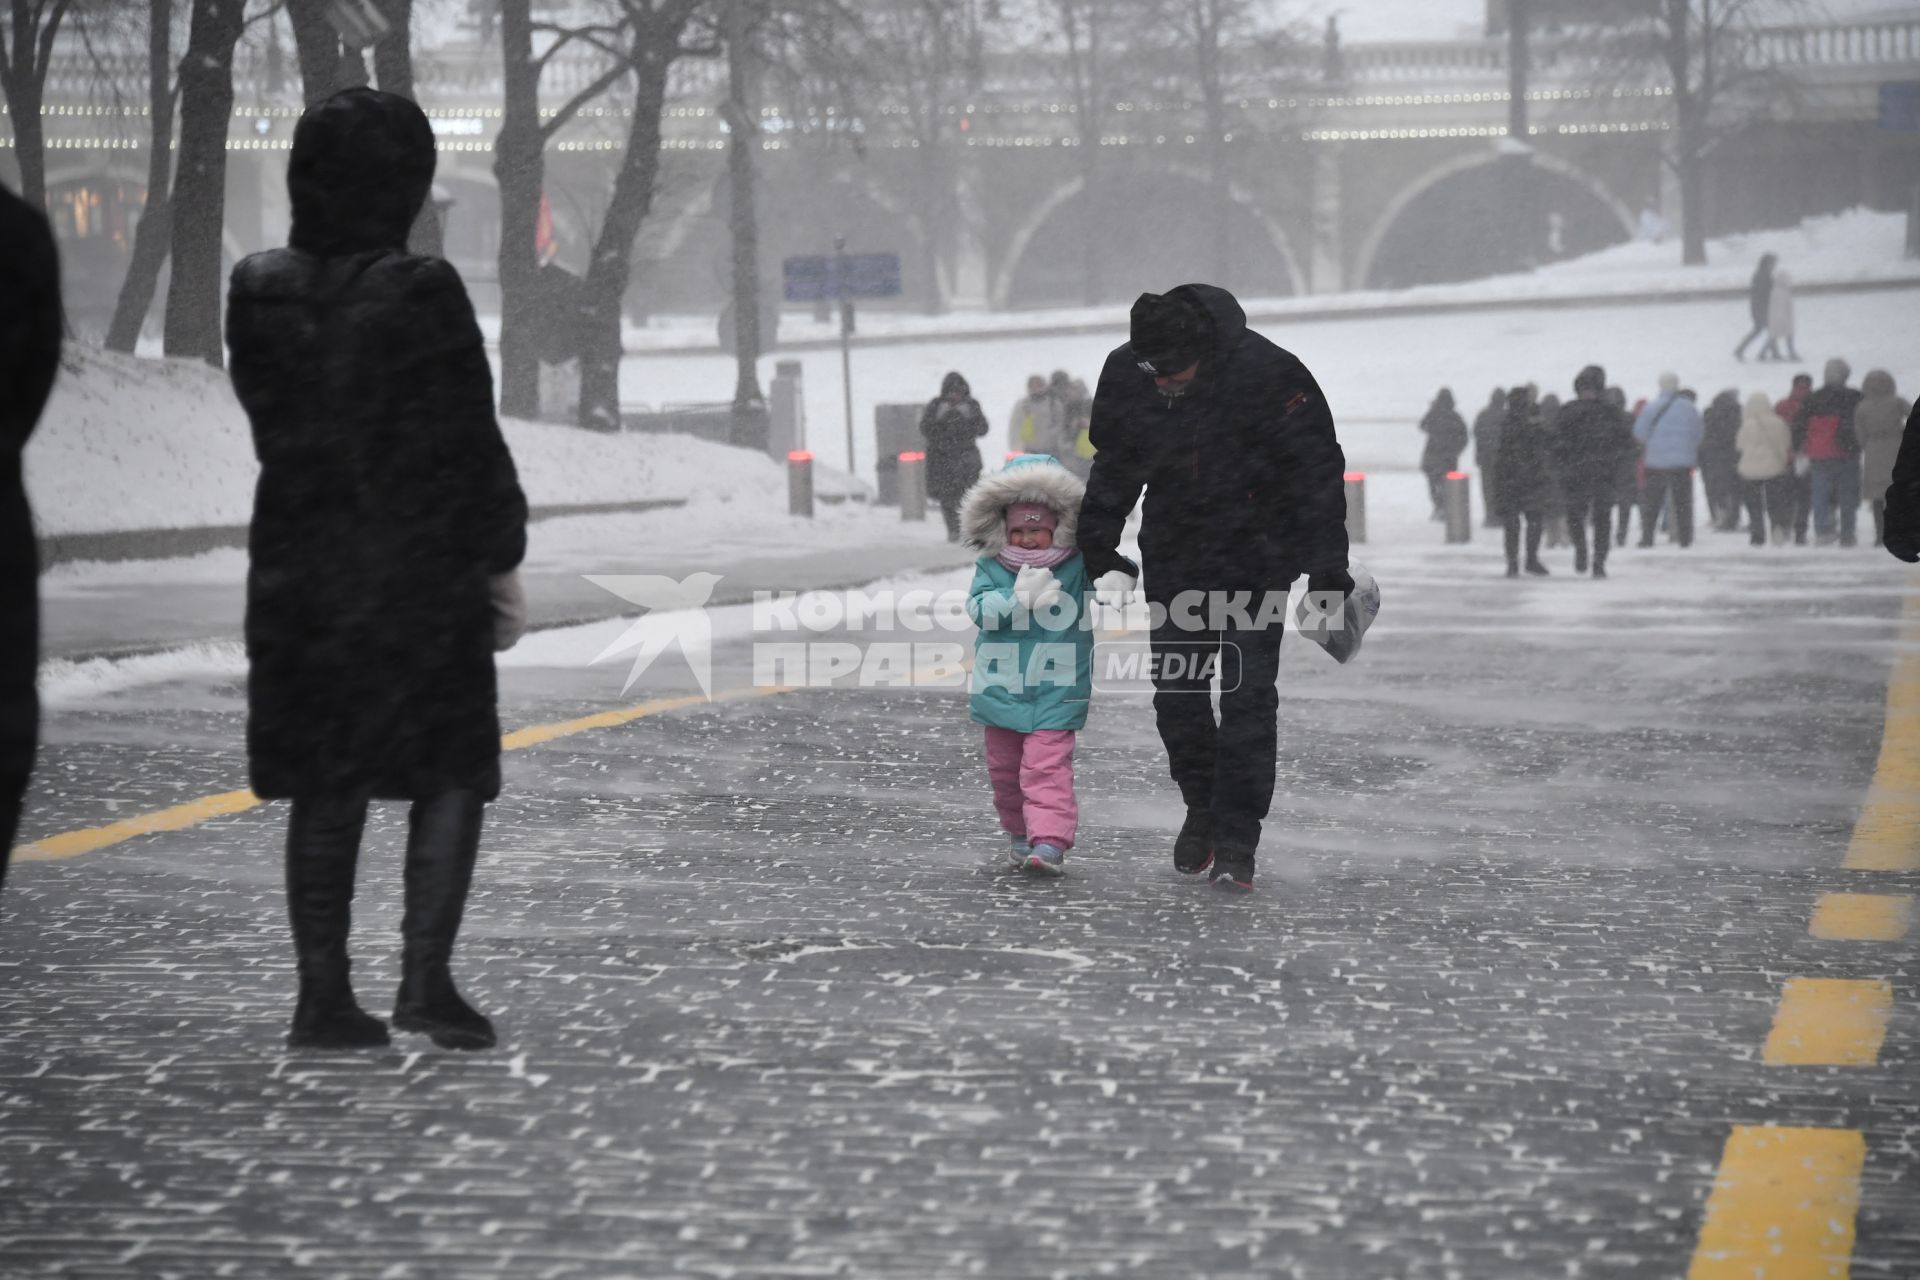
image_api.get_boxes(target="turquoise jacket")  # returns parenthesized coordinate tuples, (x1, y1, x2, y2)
(966, 551, 1093, 732)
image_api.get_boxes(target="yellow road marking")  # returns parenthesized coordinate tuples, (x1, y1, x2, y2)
(1762, 978, 1893, 1067)
(11, 788, 262, 864)
(1809, 893, 1914, 942)
(1687, 1126, 1865, 1280)
(1844, 593, 1920, 871)
(13, 683, 800, 864)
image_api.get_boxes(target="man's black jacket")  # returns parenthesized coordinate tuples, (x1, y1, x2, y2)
(1078, 283, 1348, 598)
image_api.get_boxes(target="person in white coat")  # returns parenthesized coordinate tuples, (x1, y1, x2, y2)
(1736, 391, 1794, 545)
(1759, 268, 1798, 362)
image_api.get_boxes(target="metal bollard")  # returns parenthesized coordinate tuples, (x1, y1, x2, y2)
(898, 451, 927, 522)
(1343, 471, 1367, 545)
(788, 450, 814, 518)
(1444, 471, 1473, 544)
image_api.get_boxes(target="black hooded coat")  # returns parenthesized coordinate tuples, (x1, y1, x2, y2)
(1419, 391, 1469, 476)
(1078, 284, 1348, 596)
(1551, 367, 1635, 498)
(226, 89, 528, 801)
(1493, 392, 1551, 517)
(0, 186, 62, 788)
(920, 371, 989, 503)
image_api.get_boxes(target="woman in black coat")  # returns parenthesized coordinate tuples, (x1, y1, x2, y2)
(921, 371, 989, 540)
(226, 89, 528, 1051)
(0, 184, 63, 901)
(1494, 387, 1551, 577)
(1418, 388, 1470, 520)
(1733, 253, 1776, 362)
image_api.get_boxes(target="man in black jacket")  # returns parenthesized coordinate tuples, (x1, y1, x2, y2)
(1, 184, 63, 902)
(1552, 364, 1635, 578)
(1880, 400, 1920, 563)
(1078, 285, 1350, 891)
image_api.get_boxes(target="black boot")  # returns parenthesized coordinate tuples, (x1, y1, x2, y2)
(392, 791, 495, 1050)
(1173, 809, 1214, 875)
(285, 795, 389, 1050)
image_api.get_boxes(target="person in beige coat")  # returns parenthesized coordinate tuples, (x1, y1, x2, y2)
(1736, 391, 1795, 545)
(1858, 370, 1911, 547)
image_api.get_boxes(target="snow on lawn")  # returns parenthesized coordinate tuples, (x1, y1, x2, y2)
(612, 208, 1919, 357)
(626, 277, 1920, 478)
(25, 344, 801, 536)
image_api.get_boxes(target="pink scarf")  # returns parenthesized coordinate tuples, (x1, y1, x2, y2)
(997, 544, 1077, 571)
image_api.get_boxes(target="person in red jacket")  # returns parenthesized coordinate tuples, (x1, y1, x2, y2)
(1792, 360, 1865, 547)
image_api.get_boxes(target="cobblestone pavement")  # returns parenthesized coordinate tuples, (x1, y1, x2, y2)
(4, 539, 1918, 1278)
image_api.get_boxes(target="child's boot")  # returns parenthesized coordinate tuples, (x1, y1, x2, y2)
(1007, 832, 1029, 868)
(1025, 842, 1067, 877)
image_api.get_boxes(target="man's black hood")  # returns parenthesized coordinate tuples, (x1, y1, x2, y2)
(288, 88, 436, 257)
(1163, 283, 1247, 360)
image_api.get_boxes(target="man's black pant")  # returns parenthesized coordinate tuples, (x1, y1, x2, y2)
(1565, 486, 1614, 569)
(1148, 601, 1286, 858)
(1639, 468, 1695, 547)
(0, 768, 25, 901)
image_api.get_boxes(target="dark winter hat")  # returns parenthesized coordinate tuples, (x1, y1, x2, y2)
(289, 88, 436, 257)
(1129, 291, 1211, 376)
(1574, 365, 1605, 396)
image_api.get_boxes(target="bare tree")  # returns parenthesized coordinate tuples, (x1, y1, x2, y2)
(0, 0, 77, 210)
(492, 0, 641, 419)
(1576, 0, 1812, 265)
(105, 0, 175, 352)
(163, 0, 246, 364)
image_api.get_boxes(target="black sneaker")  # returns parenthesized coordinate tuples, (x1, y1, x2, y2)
(1173, 810, 1213, 875)
(1209, 854, 1255, 891)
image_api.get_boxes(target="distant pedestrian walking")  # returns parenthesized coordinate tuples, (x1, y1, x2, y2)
(1419, 388, 1470, 520)
(227, 89, 531, 1052)
(1858, 371, 1910, 547)
(1552, 365, 1634, 578)
(1633, 373, 1703, 548)
(1608, 387, 1640, 547)
(1733, 253, 1776, 362)
(1473, 387, 1506, 527)
(1700, 389, 1743, 531)
(1007, 374, 1059, 456)
(1793, 358, 1865, 546)
(1777, 373, 1815, 544)
(1537, 392, 1570, 550)
(921, 371, 990, 541)
(1495, 387, 1552, 577)
(1759, 267, 1798, 362)
(962, 455, 1102, 878)
(0, 182, 62, 904)
(1736, 392, 1795, 546)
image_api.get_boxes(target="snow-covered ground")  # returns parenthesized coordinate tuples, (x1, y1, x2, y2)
(609, 209, 1919, 360)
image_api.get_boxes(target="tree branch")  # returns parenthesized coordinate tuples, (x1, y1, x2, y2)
(539, 58, 632, 140)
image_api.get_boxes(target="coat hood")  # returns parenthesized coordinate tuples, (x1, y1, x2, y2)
(1744, 391, 1779, 420)
(289, 88, 437, 257)
(940, 371, 971, 399)
(960, 455, 1086, 555)
(1163, 283, 1248, 359)
(1575, 365, 1605, 397)
(1863, 369, 1896, 398)
(1712, 389, 1740, 412)
(1431, 388, 1455, 411)
(1824, 357, 1850, 388)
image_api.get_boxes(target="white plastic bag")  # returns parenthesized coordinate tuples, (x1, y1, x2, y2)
(1293, 560, 1380, 665)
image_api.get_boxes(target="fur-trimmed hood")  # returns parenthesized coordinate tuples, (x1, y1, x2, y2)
(959, 454, 1086, 555)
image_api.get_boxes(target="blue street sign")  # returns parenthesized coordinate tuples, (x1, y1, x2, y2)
(1880, 81, 1920, 131)
(782, 252, 903, 302)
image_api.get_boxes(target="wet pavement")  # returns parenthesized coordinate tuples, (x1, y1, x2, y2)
(4, 506, 1919, 1278)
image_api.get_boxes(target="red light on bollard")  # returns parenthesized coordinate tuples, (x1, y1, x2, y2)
(1343, 471, 1367, 483)
(899, 451, 925, 463)
(1445, 470, 1468, 481)
(788, 451, 814, 463)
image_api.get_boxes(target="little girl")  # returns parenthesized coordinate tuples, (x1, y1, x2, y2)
(960, 454, 1130, 876)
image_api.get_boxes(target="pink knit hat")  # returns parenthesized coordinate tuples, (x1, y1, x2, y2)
(1005, 501, 1059, 532)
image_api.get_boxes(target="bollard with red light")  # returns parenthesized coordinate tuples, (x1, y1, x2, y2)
(1444, 470, 1472, 544)
(788, 450, 814, 518)
(1343, 470, 1367, 545)
(898, 451, 927, 522)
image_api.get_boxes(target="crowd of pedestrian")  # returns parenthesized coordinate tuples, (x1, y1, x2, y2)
(1429, 357, 1915, 577)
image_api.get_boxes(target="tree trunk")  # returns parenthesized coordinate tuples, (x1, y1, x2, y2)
(288, 0, 345, 105)
(164, 0, 245, 366)
(106, 0, 175, 353)
(724, 0, 765, 442)
(1677, 135, 1708, 266)
(372, 0, 443, 256)
(1666, 0, 1708, 265)
(8, 83, 47, 211)
(577, 63, 672, 433)
(492, 0, 542, 420)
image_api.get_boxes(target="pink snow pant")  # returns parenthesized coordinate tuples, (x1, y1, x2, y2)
(983, 727, 1078, 849)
